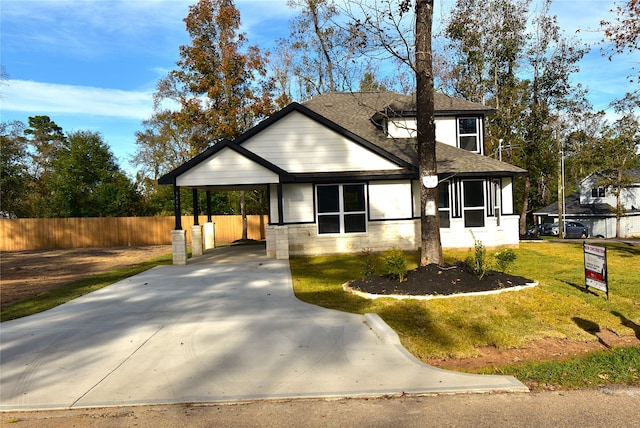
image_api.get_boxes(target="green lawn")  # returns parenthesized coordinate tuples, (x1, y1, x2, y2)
(3, 241, 637, 389)
(290, 241, 640, 389)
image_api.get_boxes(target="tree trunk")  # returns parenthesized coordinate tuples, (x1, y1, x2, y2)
(416, 0, 443, 266)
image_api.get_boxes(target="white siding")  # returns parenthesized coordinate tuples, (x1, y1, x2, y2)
(369, 180, 413, 220)
(269, 184, 279, 223)
(435, 117, 457, 147)
(501, 177, 514, 214)
(387, 119, 417, 138)
(176, 149, 279, 187)
(282, 183, 315, 223)
(243, 111, 402, 173)
(386, 117, 458, 145)
(580, 178, 640, 211)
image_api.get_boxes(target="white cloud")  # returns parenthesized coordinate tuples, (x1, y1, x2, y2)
(2, 80, 155, 120)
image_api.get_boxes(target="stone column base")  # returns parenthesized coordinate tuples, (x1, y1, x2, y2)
(190, 225, 204, 257)
(266, 225, 289, 260)
(171, 230, 188, 265)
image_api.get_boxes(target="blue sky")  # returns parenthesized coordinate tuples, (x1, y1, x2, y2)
(2, 0, 638, 175)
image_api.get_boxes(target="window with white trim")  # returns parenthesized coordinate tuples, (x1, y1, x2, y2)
(491, 179, 501, 226)
(463, 180, 485, 227)
(458, 117, 480, 153)
(316, 184, 367, 234)
(438, 181, 451, 228)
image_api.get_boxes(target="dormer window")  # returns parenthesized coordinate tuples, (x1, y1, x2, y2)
(458, 117, 480, 153)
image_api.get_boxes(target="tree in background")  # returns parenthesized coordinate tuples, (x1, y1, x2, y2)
(443, 0, 529, 106)
(153, 0, 274, 152)
(45, 131, 144, 217)
(0, 121, 29, 217)
(22, 116, 68, 216)
(280, 0, 368, 99)
(441, 0, 588, 232)
(582, 93, 640, 237)
(1, 118, 144, 218)
(601, 0, 640, 85)
(140, 0, 276, 236)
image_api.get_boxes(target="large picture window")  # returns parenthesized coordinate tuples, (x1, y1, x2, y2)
(316, 184, 366, 234)
(463, 180, 485, 227)
(458, 117, 480, 153)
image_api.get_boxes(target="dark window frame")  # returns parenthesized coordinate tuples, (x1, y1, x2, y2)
(457, 117, 481, 153)
(316, 183, 367, 235)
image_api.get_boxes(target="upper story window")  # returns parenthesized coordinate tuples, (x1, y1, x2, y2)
(591, 186, 605, 197)
(316, 184, 367, 234)
(458, 117, 480, 153)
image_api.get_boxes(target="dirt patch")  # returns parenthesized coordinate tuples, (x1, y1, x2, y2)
(426, 331, 640, 374)
(0, 246, 172, 309)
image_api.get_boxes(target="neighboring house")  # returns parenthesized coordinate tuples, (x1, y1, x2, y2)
(159, 92, 527, 260)
(534, 169, 640, 238)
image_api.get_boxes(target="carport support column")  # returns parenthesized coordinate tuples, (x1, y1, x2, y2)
(191, 225, 204, 257)
(204, 190, 215, 249)
(204, 222, 215, 250)
(171, 230, 188, 265)
(266, 225, 289, 259)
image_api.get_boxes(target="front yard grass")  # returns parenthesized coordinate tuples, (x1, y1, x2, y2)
(290, 241, 640, 389)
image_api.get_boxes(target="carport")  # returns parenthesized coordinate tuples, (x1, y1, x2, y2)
(158, 139, 291, 265)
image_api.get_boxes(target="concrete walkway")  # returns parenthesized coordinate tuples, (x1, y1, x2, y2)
(0, 257, 526, 411)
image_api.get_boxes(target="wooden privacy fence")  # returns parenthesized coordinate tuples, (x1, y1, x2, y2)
(0, 215, 268, 252)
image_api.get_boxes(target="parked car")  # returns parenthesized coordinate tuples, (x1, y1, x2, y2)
(540, 223, 554, 236)
(524, 224, 545, 237)
(548, 221, 589, 238)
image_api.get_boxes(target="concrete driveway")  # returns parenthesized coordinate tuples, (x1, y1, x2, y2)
(1, 258, 526, 410)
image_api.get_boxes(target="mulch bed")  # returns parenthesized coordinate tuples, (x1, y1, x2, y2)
(347, 263, 535, 297)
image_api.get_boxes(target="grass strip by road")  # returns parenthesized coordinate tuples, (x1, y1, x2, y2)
(481, 346, 640, 389)
(1, 253, 173, 322)
(290, 241, 640, 389)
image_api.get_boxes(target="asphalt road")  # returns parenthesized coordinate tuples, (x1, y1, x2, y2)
(2, 387, 639, 427)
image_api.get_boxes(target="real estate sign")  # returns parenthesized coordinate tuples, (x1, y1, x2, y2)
(584, 243, 608, 297)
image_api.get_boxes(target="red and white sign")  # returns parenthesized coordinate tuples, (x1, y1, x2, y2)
(584, 243, 608, 294)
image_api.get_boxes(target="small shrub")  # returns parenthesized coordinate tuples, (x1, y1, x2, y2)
(382, 247, 408, 282)
(466, 235, 490, 279)
(493, 249, 517, 273)
(360, 248, 377, 278)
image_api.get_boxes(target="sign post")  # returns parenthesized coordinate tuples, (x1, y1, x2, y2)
(583, 243, 608, 299)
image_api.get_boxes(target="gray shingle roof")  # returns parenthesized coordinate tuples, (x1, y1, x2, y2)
(303, 92, 526, 177)
(534, 192, 615, 216)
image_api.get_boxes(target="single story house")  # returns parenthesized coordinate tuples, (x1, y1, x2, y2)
(534, 169, 640, 238)
(159, 92, 527, 262)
